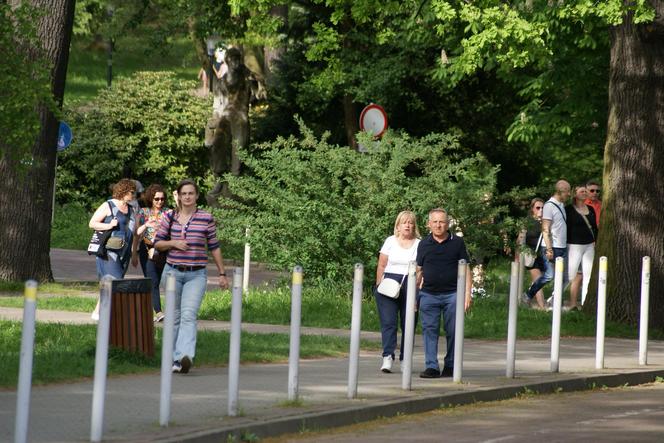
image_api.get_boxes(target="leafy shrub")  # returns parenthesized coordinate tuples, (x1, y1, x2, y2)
(56, 71, 211, 205)
(211, 123, 511, 280)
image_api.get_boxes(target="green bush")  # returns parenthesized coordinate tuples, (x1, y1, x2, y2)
(51, 203, 93, 250)
(56, 71, 211, 205)
(211, 123, 511, 280)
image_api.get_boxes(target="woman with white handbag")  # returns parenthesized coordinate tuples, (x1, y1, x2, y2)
(374, 211, 421, 373)
(517, 198, 546, 310)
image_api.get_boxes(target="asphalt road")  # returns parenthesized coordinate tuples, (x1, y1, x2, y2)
(267, 382, 664, 442)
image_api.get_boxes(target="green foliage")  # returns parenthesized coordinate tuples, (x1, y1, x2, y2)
(0, 3, 57, 162)
(211, 123, 508, 280)
(51, 203, 93, 250)
(57, 71, 211, 205)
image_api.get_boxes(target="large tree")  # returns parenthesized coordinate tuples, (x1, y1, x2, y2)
(0, 0, 76, 281)
(598, 2, 664, 328)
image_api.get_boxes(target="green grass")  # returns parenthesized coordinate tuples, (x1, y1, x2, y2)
(65, 34, 200, 105)
(0, 320, 379, 388)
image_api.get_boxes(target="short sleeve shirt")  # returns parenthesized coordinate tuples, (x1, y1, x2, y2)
(542, 198, 567, 248)
(379, 235, 420, 275)
(416, 233, 469, 294)
(153, 209, 220, 266)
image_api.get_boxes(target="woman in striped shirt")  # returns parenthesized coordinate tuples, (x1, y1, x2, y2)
(154, 179, 228, 374)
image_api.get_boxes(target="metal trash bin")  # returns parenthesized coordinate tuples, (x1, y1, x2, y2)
(109, 278, 154, 357)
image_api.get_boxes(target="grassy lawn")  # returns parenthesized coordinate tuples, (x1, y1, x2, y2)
(0, 320, 379, 388)
(65, 34, 200, 105)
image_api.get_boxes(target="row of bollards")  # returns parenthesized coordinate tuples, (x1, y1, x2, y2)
(507, 255, 652, 378)
(12, 255, 653, 442)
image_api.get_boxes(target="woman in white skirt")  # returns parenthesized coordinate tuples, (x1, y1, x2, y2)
(565, 186, 598, 309)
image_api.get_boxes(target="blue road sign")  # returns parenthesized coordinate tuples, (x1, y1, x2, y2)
(57, 122, 72, 152)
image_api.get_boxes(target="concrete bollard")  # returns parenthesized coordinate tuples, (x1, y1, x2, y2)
(159, 272, 176, 426)
(401, 261, 417, 390)
(288, 266, 303, 401)
(243, 228, 250, 294)
(14, 280, 38, 443)
(506, 261, 519, 378)
(90, 276, 113, 442)
(347, 263, 363, 399)
(453, 259, 467, 383)
(639, 256, 651, 366)
(550, 257, 564, 373)
(595, 257, 608, 369)
(228, 268, 243, 416)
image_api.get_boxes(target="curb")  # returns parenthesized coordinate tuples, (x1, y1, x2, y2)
(151, 369, 664, 443)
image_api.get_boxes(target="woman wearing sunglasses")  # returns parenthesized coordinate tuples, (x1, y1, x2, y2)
(517, 198, 547, 309)
(132, 184, 169, 321)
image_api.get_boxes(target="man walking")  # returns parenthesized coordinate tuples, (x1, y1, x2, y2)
(522, 180, 571, 306)
(584, 180, 602, 227)
(417, 208, 472, 378)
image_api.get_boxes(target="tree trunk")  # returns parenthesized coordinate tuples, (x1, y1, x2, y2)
(343, 94, 359, 149)
(264, 5, 288, 77)
(0, 0, 76, 282)
(591, 2, 664, 329)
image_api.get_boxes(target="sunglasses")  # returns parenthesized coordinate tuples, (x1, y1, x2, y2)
(588, 189, 600, 193)
(153, 197, 165, 201)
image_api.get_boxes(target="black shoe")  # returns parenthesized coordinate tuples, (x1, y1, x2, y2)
(419, 368, 442, 378)
(440, 366, 453, 377)
(180, 355, 192, 374)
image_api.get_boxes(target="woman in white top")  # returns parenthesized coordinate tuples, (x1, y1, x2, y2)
(375, 211, 421, 373)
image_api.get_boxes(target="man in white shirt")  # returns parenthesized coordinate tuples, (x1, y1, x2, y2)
(522, 180, 571, 304)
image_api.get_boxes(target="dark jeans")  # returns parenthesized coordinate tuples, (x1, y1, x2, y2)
(418, 290, 456, 370)
(138, 242, 149, 277)
(374, 272, 418, 361)
(146, 257, 166, 313)
(526, 246, 569, 298)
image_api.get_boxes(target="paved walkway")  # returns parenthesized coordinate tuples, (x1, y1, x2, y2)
(1, 250, 662, 441)
(1, 307, 664, 442)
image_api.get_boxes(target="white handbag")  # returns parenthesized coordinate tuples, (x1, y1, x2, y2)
(523, 233, 542, 267)
(377, 275, 405, 299)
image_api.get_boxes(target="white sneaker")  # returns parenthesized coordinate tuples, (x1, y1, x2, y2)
(381, 356, 393, 373)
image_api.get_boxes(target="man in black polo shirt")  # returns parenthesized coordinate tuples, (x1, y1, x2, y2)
(416, 208, 472, 378)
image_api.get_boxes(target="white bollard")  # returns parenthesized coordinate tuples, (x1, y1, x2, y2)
(517, 253, 525, 302)
(347, 263, 363, 399)
(242, 228, 250, 294)
(401, 261, 417, 390)
(159, 272, 176, 426)
(14, 280, 38, 443)
(90, 276, 113, 442)
(453, 260, 467, 383)
(550, 257, 564, 373)
(228, 268, 243, 416)
(639, 256, 651, 366)
(506, 261, 519, 378)
(288, 266, 303, 401)
(595, 257, 608, 369)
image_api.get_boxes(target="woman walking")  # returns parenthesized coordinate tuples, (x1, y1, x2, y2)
(374, 211, 421, 373)
(518, 198, 546, 309)
(154, 179, 228, 374)
(566, 186, 598, 309)
(88, 178, 137, 319)
(132, 184, 169, 321)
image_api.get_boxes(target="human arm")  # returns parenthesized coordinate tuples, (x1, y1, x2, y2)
(153, 211, 188, 252)
(210, 248, 228, 289)
(375, 253, 388, 285)
(541, 219, 553, 260)
(88, 202, 116, 231)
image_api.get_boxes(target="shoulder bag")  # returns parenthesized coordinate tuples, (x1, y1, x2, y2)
(87, 202, 115, 257)
(522, 233, 542, 268)
(376, 244, 416, 299)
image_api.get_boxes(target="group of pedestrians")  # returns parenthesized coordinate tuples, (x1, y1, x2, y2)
(520, 179, 601, 310)
(88, 178, 228, 375)
(375, 208, 471, 379)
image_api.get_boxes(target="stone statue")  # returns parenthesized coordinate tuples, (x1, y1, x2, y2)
(205, 47, 259, 206)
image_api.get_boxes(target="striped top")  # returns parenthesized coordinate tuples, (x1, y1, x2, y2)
(153, 209, 220, 266)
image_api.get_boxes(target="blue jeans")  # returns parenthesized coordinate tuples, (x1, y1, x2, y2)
(374, 273, 418, 361)
(418, 290, 456, 371)
(526, 247, 569, 298)
(146, 257, 165, 313)
(162, 265, 208, 362)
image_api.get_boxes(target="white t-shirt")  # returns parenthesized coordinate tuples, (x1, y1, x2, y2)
(542, 197, 567, 248)
(380, 235, 420, 275)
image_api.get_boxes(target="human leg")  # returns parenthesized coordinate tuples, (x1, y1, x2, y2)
(396, 276, 417, 361)
(418, 291, 442, 371)
(526, 250, 553, 298)
(146, 259, 162, 313)
(567, 244, 583, 308)
(528, 268, 546, 309)
(581, 243, 595, 305)
(138, 242, 148, 277)
(440, 292, 457, 369)
(173, 268, 207, 362)
(375, 285, 399, 359)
